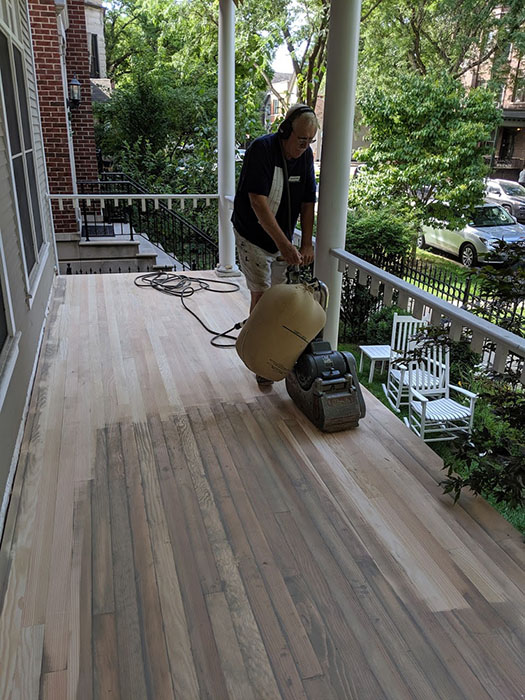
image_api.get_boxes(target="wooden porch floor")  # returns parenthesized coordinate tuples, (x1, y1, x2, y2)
(0, 272, 524, 699)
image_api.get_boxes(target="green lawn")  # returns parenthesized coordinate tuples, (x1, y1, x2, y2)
(342, 342, 525, 535)
(412, 248, 482, 298)
(415, 247, 468, 275)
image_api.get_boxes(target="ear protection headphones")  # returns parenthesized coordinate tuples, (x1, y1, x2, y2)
(277, 105, 315, 139)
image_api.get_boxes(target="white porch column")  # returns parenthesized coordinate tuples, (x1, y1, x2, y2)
(216, 0, 240, 276)
(314, 0, 362, 347)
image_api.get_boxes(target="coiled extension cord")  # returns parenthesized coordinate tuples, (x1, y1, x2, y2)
(134, 271, 245, 347)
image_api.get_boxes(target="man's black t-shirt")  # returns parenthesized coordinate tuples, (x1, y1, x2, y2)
(231, 133, 316, 254)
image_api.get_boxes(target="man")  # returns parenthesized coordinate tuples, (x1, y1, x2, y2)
(232, 104, 318, 316)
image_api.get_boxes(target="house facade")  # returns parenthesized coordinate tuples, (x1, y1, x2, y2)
(492, 45, 525, 179)
(464, 30, 525, 181)
(0, 0, 57, 528)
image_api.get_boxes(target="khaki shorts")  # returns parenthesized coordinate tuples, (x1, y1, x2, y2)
(234, 230, 288, 292)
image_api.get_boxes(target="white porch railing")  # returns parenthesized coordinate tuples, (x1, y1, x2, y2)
(48, 193, 219, 212)
(331, 248, 525, 385)
(48, 192, 221, 272)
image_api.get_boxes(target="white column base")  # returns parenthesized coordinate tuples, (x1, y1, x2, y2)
(215, 263, 241, 277)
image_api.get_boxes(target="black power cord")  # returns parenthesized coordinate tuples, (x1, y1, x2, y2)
(134, 271, 245, 347)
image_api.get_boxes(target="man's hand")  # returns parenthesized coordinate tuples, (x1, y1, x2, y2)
(300, 242, 314, 266)
(281, 242, 303, 266)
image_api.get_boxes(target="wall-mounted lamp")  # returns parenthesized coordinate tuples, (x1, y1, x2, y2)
(68, 75, 81, 109)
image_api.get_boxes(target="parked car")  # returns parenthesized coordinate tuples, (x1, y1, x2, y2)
(349, 162, 366, 179)
(485, 179, 525, 222)
(419, 203, 525, 267)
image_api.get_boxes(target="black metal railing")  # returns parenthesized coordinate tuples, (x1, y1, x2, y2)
(336, 254, 524, 381)
(65, 262, 153, 275)
(77, 174, 219, 271)
(341, 249, 525, 339)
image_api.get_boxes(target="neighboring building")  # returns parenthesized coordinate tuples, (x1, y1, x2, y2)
(262, 73, 367, 164)
(85, 0, 106, 79)
(492, 46, 525, 180)
(464, 28, 525, 181)
(85, 0, 112, 104)
(262, 72, 297, 128)
(0, 0, 57, 527)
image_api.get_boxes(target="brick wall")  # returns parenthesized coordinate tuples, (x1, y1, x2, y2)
(28, 0, 77, 233)
(29, 0, 99, 234)
(65, 0, 99, 183)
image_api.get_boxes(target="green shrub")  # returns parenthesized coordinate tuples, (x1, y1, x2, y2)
(365, 305, 409, 344)
(346, 208, 416, 259)
(340, 284, 380, 343)
(441, 374, 525, 510)
(448, 339, 482, 385)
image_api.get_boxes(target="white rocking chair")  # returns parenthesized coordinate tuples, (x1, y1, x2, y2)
(382, 313, 430, 412)
(403, 348, 477, 442)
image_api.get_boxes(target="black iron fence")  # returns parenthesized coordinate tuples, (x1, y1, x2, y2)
(77, 174, 219, 271)
(362, 250, 525, 337)
(339, 265, 524, 380)
(65, 263, 154, 275)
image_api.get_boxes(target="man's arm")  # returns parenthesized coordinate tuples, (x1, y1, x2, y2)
(299, 201, 315, 266)
(248, 193, 302, 265)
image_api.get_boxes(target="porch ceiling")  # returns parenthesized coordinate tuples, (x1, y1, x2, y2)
(0, 272, 523, 698)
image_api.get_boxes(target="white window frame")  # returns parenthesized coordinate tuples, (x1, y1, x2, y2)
(0, 21, 48, 307)
(1, 0, 20, 40)
(0, 230, 20, 412)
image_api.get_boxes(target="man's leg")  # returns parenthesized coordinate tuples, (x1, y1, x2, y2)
(234, 232, 277, 385)
(250, 291, 264, 313)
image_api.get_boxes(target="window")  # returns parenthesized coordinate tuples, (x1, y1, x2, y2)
(472, 205, 514, 227)
(0, 29, 44, 278)
(0, 0, 19, 36)
(498, 128, 515, 161)
(0, 279, 7, 353)
(514, 74, 525, 103)
(89, 33, 100, 78)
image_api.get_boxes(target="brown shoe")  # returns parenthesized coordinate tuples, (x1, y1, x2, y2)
(256, 374, 274, 386)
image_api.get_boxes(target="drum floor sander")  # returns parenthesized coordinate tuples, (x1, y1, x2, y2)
(236, 272, 365, 433)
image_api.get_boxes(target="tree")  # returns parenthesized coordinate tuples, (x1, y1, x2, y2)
(97, 0, 269, 191)
(236, 0, 388, 114)
(348, 73, 501, 226)
(358, 0, 525, 88)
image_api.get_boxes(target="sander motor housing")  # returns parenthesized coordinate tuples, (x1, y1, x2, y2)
(286, 338, 366, 432)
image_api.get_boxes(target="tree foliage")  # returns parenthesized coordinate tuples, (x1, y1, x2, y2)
(358, 0, 525, 87)
(441, 372, 525, 510)
(346, 208, 415, 258)
(235, 0, 389, 113)
(98, 0, 269, 193)
(348, 73, 501, 225)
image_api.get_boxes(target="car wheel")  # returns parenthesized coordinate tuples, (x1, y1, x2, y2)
(460, 243, 477, 268)
(417, 233, 427, 249)
(502, 205, 512, 215)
